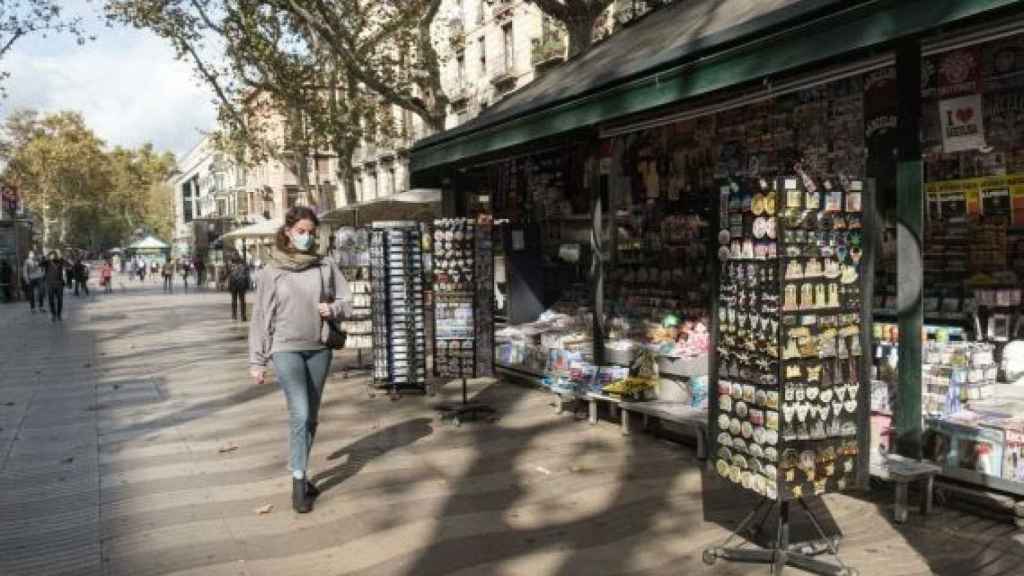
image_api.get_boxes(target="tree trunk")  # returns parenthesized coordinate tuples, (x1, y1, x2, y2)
(335, 146, 358, 207)
(565, 16, 595, 58)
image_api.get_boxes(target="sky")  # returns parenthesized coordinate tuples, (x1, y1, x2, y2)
(1, 0, 218, 161)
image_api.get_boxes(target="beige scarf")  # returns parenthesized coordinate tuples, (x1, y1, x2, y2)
(269, 248, 320, 272)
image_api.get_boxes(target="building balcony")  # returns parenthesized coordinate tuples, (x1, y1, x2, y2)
(490, 60, 518, 90)
(531, 35, 566, 74)
(449, 17, 465, 47)
(449, 83, 471, 110)
(490, 0, 514, 22)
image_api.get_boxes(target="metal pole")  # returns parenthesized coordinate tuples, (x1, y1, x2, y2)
(895, 41, 924, 459)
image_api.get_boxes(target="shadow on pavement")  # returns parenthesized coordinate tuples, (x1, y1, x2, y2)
(340, 379, 702, 576)
(313, 417, 435, 495)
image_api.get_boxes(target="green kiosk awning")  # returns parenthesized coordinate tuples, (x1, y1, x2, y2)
(410, 0, 1022, 182)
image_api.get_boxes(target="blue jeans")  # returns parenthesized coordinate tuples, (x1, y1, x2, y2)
(272, 349, 332, 474)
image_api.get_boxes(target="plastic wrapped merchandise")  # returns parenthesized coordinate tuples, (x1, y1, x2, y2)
(1002, 341, 1024, 384)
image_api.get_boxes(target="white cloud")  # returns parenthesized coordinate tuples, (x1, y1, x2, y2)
(1, 26, 218, 160)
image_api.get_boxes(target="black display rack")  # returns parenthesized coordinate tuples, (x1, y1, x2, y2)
(370, 221, 428, 398)
(703, 174, 870, 576)
(432, 217, 496, 425)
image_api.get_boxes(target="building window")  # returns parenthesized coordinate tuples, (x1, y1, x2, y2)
(390, 164, 398, 195)
(371, 171, 379, 199)
(238, 190, 249, 216)
(286, 186, 300, 208)
(479, 36, 486, 76)
(182, 180, 194, 223)
(456, 50, 466, 89)
(502, 22, 513, 73)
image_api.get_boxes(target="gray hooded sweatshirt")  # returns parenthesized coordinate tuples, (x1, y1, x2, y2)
(248, 257, 354, 368)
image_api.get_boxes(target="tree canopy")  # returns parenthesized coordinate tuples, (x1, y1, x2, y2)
(1, 110, 177, 251)
(0, 0, 93, 93)
(105, 0, 419, 207)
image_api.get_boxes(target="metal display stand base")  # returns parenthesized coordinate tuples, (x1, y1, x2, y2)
(702, 498, 859, 576)
(436, 378, 496, 427)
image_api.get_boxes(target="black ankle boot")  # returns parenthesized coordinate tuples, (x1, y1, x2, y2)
(292, 478, 312, 513)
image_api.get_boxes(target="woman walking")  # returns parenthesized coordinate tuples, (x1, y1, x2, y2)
(249, 207, 352, 514)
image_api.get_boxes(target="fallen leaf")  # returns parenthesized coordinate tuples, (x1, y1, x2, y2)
(218, 444, 239, 454)
(61, 457, 74, 464)
(535, 466, 552, 476)
(255, 504, 274, 515)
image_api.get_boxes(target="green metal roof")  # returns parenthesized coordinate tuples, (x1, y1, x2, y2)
(410, 0, 1022, 179)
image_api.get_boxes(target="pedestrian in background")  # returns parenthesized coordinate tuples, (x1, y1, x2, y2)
(43, 251, 65, 322)
(179, 259, 191, 291)
(100, 260, 114, 294)
(228, 255, 250, 321)
(22, 251, 45, 313)
(161, 259, 174, 293)
(63, 256, 74, 291)
(0, 259, 12, 302)
(249, 206, 353, 514)
(73, 258, 89, 297)
(194, 256, 206, 289)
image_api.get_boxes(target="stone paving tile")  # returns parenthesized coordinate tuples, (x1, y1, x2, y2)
(5, 278, 1024, 576)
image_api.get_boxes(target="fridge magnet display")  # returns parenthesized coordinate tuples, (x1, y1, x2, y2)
(433, 217, 498, 425)
(703, 174, 868, 576)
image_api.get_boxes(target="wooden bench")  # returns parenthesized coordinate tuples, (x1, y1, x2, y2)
(585, 389, 622, 426)
(620, 400, 708, 460)
(872, 453, 941, 524)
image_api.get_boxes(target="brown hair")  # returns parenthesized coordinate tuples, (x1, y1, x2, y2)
(275, 206, 320, 253)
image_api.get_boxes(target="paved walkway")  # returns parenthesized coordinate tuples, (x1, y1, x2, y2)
(2, 276, 1024, 576)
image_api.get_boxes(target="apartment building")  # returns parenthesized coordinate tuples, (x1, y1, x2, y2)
(346, 0, 569, 206)
(171, 96, 340, 257)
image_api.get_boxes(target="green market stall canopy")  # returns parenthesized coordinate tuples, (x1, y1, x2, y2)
(410, 0, 1022, 183)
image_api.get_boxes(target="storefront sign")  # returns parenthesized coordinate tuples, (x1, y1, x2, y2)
(0, 183, 18, 218)
(923, 48, 983, 100)
(927, 174, 1024, 223)
(980, 183, 1011, 217)
(984, 37, 1024, 92)
(939, 93, 986, 153)
(1010, 175, 1024, 226)
(864, 67, 898, 153)
(926, 178, 982, 220)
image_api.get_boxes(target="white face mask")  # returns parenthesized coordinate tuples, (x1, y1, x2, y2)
(291, 231, 313, 251)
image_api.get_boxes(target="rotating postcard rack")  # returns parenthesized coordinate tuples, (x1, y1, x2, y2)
(703, 174, 869, 576)
(370, 221, 428, 398)
(432, 217, 496, 425)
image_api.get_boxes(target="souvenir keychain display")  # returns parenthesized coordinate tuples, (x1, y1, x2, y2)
(370, 222, 428, 397)
(432, 217, 497, 424)
(704, 173, 868, 576)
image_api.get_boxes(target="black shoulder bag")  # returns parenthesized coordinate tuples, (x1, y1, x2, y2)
(318, 265, 348, 350)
